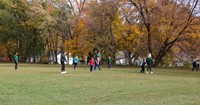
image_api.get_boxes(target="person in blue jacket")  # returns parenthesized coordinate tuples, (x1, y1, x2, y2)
(13, 52, 19, 70)
(73, 56, 79, 70)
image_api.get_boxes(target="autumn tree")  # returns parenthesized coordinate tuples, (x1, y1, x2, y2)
(119, 1, 146, 65)
(86, 0, 121, 63)
(128, 0, 200, 66)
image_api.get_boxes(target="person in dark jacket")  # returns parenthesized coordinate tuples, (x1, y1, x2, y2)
(8, 52, 12, 62)
(197, 63, 200, 69)
(192, 60, 198, 71)
(140, 59, 146, 73)
(60, 52, 67, 74)
(108, 56, 111, 69)
(146, 53, 153, 74)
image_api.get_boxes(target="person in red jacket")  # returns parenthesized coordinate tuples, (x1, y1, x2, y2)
(89, 58, 95, 72)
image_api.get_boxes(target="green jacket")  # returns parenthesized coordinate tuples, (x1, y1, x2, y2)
(108, 58, 111, 64)
(14, 54, 18, 62)
(60, 54, 67, 62)
(146, 57, 153, 65)
(96, 53, 103, 59)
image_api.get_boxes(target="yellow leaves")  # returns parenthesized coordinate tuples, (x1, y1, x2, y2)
(0, 44, 5, 57)
(190, 33, 198, 39)
(64, 17, 93, 56)
(0, 44, 4, 52)
(114, 16, 144, 51)
(121, 24, 143, 38)
(64, 36, 93, 56)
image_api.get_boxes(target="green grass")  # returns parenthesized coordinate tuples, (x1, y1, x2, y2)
(0, 63, 200, 105)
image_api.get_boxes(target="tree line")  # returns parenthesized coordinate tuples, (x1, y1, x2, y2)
(0, 0, 200, 66)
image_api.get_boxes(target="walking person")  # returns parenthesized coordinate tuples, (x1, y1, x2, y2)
(108, 56, 111, 69)
(197, 63, 199, 69)
(60, 52, 67, 74)
(87, 52, 92, 65)
(73, 56, 79, 70)
(13, 52, 19, 70)
(146, 53, 153, 74)
(89, 58, 95, 72)
(8, 52, 12, 62)
(140, 59, 146, 73)
(192, 59, 198, 71)
(87, 56, 90, 65)
(94, 58, 101, 70)
(95, 50, 104, 69)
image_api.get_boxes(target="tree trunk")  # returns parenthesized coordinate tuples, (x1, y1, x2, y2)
(154, 47, 166, 66)
(54, 33, 59, 64)
(110, 25, 116, 65)
(111, 49, 116, 65)
(127, 51, 132, 66)
(154, 42, 174, 66)
(61, 32, 65, 52)
(147, 27, 152, 54)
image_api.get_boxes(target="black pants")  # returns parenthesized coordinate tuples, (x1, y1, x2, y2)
(94, 64, 100, 70)
(14, 60, 18, 70)
(140, 66, 145, 73)
(192, 66, 198, 71)
(108, 63, 111, 69)
(90, 65, 93, 72)
(197, 64, 200, 69)
(147, 65, 152, 72)
(74, 63, 77, 69)
(61, 61, 65, 72)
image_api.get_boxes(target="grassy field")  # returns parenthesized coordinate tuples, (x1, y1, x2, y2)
(0, 63, 199, 105)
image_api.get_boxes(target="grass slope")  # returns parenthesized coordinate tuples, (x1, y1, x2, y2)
(0, 64, 199, 105)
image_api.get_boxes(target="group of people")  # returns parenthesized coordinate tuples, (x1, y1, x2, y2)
(60, 52, 80, 74)
(11, 51, 199, 74)
(88, 51, 112, 73)
(140, 53, 153, 74)
(60, 50, 112, 73)
(139, 53, 200, 74)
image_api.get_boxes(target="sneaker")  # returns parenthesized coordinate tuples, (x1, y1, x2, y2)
(61, 71, 67, 74)
(151, 72, 153, 74)
(146, 72, 148, 74)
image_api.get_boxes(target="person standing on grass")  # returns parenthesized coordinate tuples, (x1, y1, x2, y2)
(89, 58, 95, 72)
(94, 58, 101, 70)
(60, 52, 67, 74)
(13, 52, 19, 70)
(108, 56, 111, 69)
(197, 63, 199, 69)
(87, 56, 90, 65)
(146, 53, 153, 74)
(73, 56, 79, 70)
(8, 52, 12, 62)
(87, 52, 92, 65)
(192, 59, 198, 71)
(95, 50, 104, 69)
(140, 59, 146, 73)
